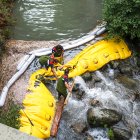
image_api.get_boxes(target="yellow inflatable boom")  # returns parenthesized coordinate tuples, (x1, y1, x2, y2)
(19, 79, 56, 139)
(32, 39, 131, 79)
(66, 39, 131, 77)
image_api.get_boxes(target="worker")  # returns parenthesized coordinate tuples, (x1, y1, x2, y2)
(39, 55, 58, 80)
(51, 44, 64, 64)
(56, 67, 74, 100)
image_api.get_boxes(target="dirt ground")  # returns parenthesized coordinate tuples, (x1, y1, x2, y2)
(0, 40, 59, 106)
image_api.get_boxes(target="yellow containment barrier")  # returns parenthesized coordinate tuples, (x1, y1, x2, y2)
(19, 80, 56, 139)
(32, 39, 131, 79)
(66, 39, 131, 77)
(19, 39, 131, 139)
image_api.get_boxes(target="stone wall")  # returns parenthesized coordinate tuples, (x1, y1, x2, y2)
(0, 123, 42, 140)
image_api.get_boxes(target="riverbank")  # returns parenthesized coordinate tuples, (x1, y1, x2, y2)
(0, 40, 58, 105)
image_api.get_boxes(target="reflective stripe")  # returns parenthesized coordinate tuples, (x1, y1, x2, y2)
(47, 59, 50, 65)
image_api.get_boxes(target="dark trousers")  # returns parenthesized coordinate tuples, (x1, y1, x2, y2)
(57, 91, 67, 100)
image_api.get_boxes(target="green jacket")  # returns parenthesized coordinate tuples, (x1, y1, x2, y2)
(39, 55, 49, 66)
(56, 77, 67, 94)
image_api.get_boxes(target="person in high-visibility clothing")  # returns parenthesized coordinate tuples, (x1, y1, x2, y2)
(56, 68, 73, 99)
(50, 44, 64, 64)
(39, 55, 58, 80)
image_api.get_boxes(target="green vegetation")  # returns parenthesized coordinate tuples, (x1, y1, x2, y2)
(0, 0, 15, 44)
(103, 0, 140, 39)
(0, 100, 21, 129)
(107, 128, 115, 140)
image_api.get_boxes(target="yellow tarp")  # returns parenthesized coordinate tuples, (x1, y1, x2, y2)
(19, 39, 131, 139)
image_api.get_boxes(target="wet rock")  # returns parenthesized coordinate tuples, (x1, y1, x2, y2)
(82, 72, 92, 81)
(86, 80, 95, 89)
(72, 83, 86, 100)
(116, 75, 138, 90)
(112, 126, 132, 140)
(71, 121, 87, 134)
(72, 83, 80, 91)
(89, 99, 100, 107)
(85, 134, 94, 140)
(87, 108, 122, 127)
(130, 91, 140, 102)
(110, 61, 120, 69)
(112, 121, 132, 140)
(119, 64, 133, 76)
(75, 90, 85, 100)
(92, 73, 102, 83)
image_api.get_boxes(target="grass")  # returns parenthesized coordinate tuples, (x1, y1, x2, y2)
(0, 100, 21, 129)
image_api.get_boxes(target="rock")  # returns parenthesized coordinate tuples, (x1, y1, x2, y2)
(130, 91, 140, 102)
(73, 89, 85, 100)
(71, 121, 87, 134)
(119, 64, 133, 76)
(86, 80, 95, 89)
(87, 108, 122, 127)
(112, 120, 133, 140)
(72, 83, 80, 91)
(110, 61, 120, 69)
(112, 126, 132, 140)
(92, 73, 102, 83)
(85, 134, 94, 140)
(116, 75, 139, 90)
(82, 72, 92, 81)
(89, 99, 100, 107)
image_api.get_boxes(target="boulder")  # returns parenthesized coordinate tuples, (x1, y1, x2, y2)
(116, 75, 139, 90)
(87, 108, 122, 127)
(119, 65, 133, 76)
(71, 121, 87, 134)
(112, 126, 132, 140)
(82, 72, 92, 81)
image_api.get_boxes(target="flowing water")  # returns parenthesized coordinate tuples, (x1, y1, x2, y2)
(11, 0, 102, 41)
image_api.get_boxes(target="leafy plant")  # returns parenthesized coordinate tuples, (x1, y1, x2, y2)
(103, 0, 140, 39)
(0, 100, 21, 129)
(108, 128, 115, 140)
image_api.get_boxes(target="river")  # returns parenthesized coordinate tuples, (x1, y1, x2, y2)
(11, 0, 102, 41)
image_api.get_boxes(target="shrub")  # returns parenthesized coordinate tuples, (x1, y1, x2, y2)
(103, 0, 140, 39)
(0, 0, 15, 43)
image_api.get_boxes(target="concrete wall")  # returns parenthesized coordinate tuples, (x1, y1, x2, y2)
(0, 123, 42, 140)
